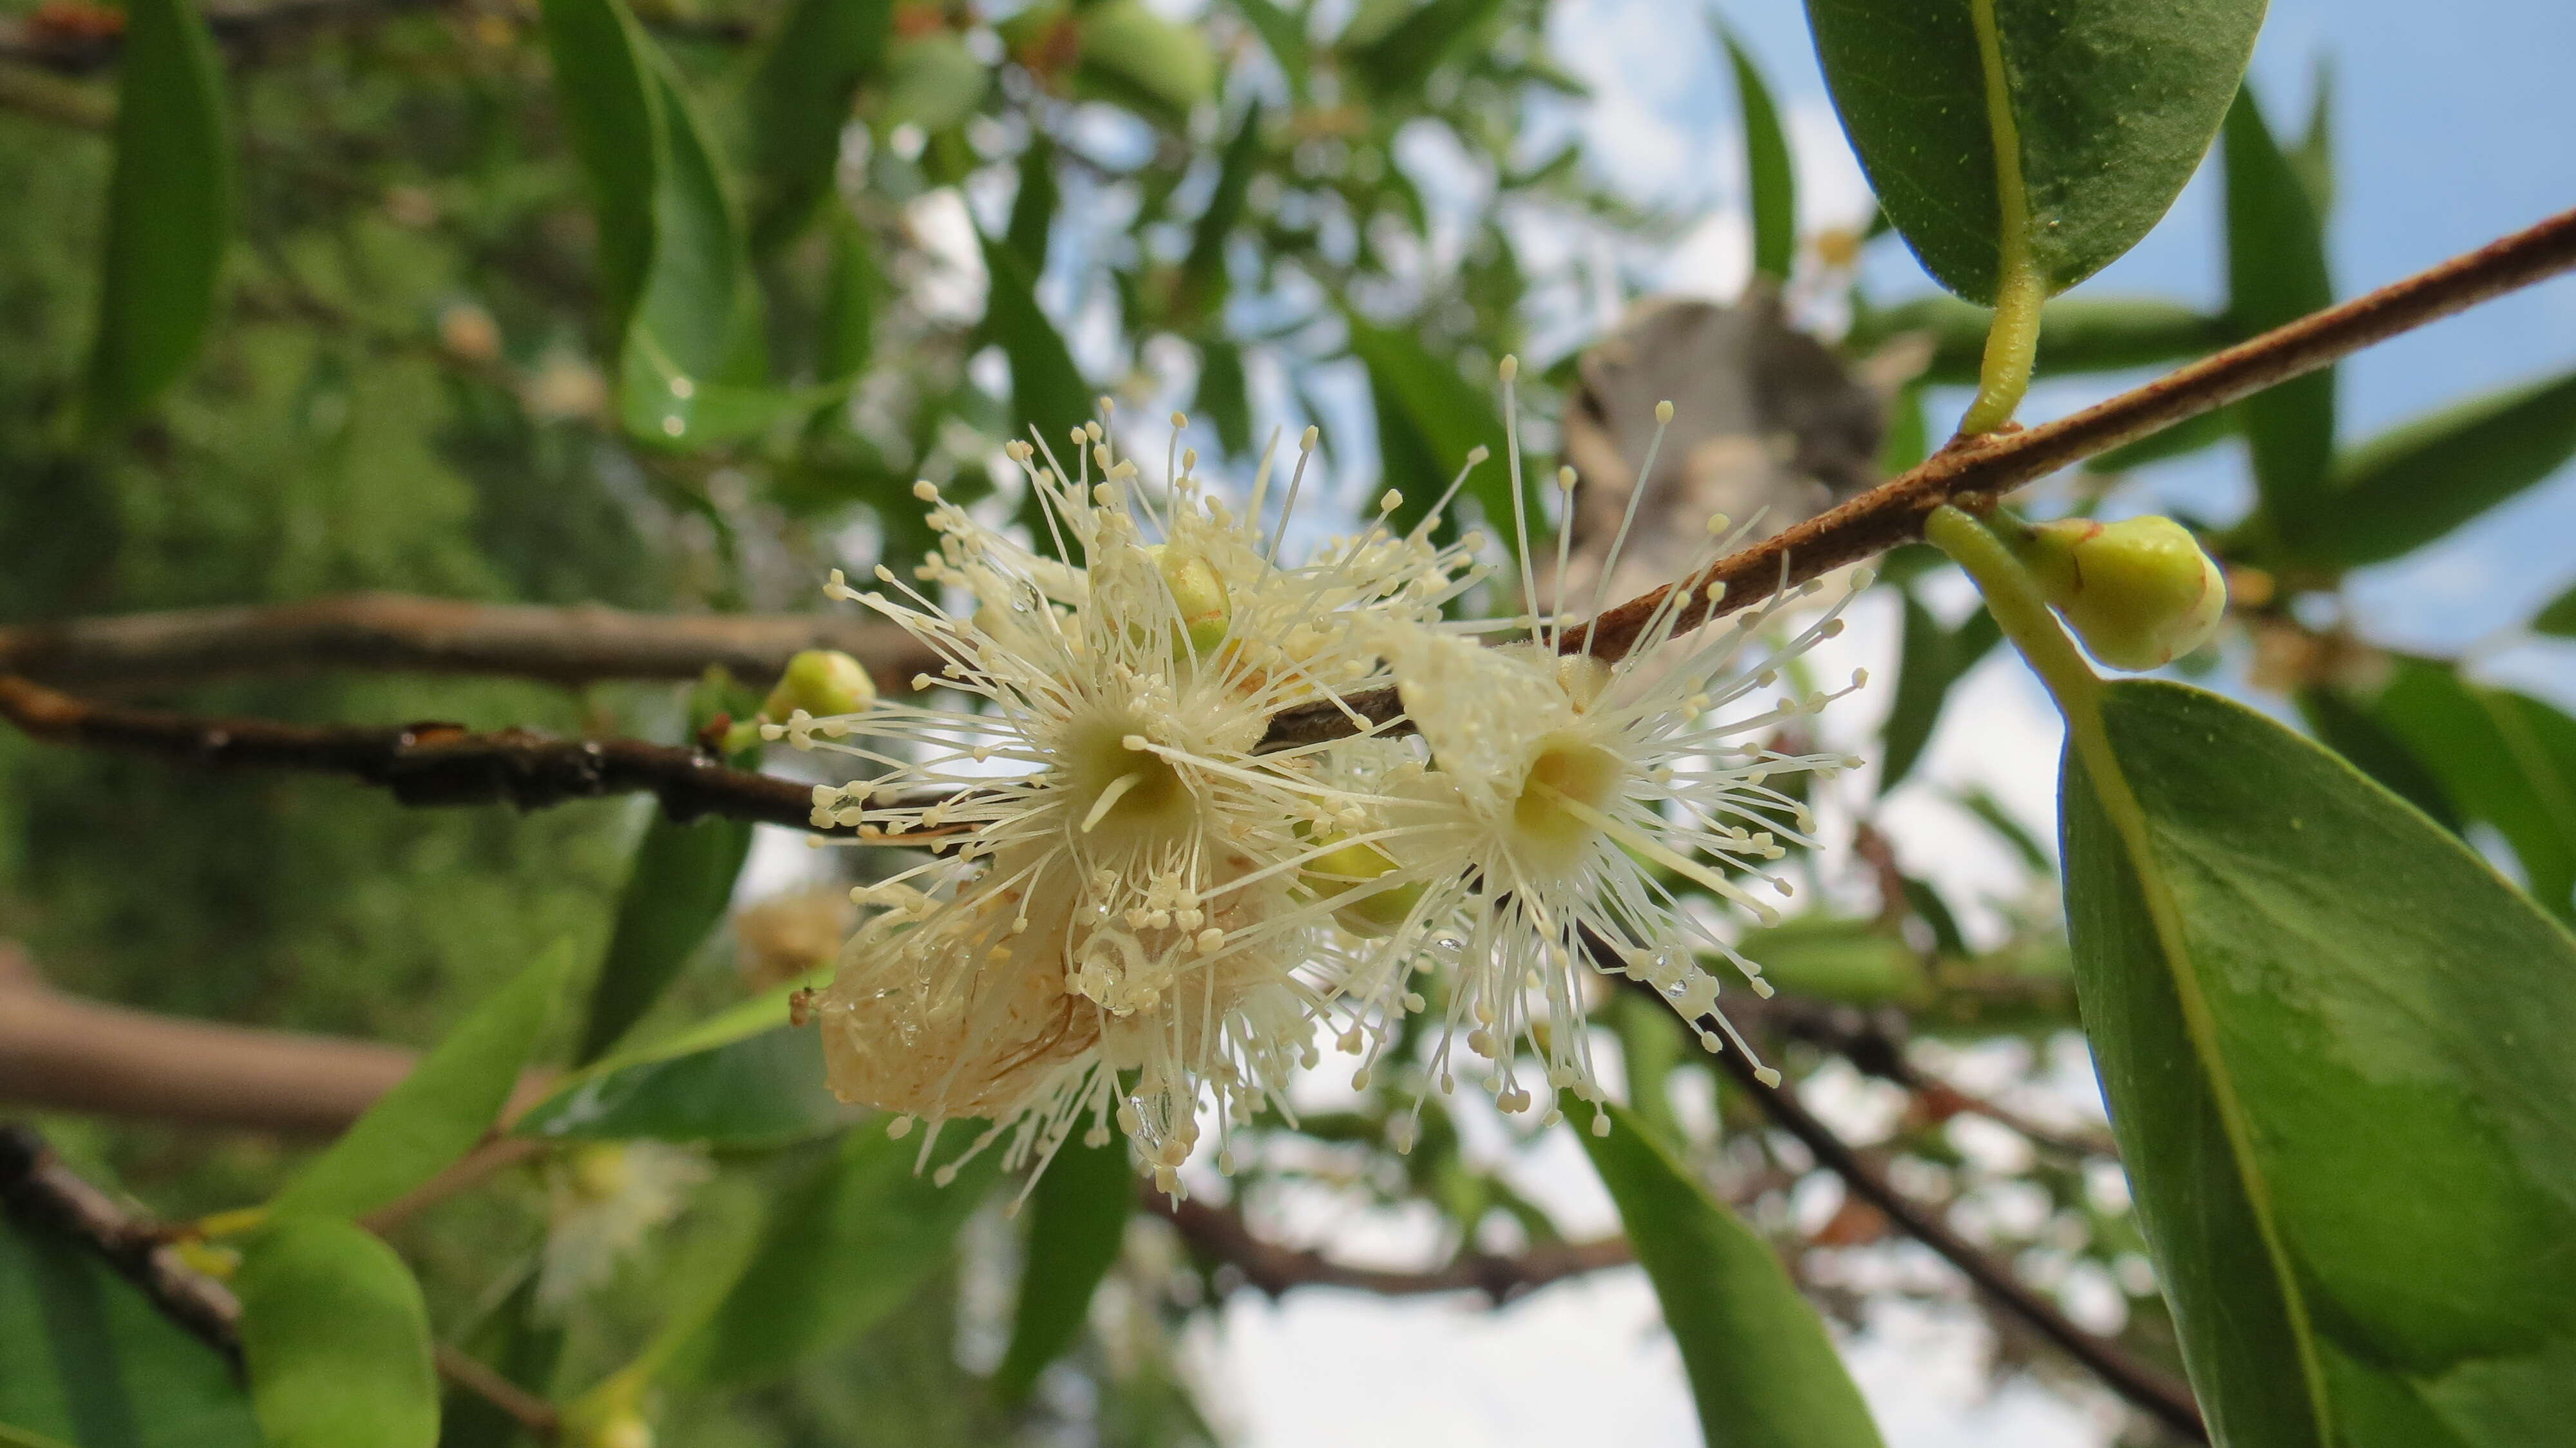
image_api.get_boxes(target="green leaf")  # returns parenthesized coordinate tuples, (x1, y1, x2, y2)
(538, 0, 663, 336)
(1877, 589, 1999, 795)
(1851, 294, 2228, 386)
(2063, 680, 2576, 1447)
(2084, 401, 2239, 474)
(234, 1218, 439, 1448)
(2224, 85, 2339, 530)
(0, 1213, 258, 1448)
(1713, 21, 1794, 285)
(2532, 582, 2576, 638)
(878, 32, 988, 135)
(818, 213, 880, 383)
(1176, 104, 1263, 325)
(1347, 0, 1506, 99)
(980, 231, 1094, 504)
(1073, 0, 1217, 128)
(1347, 319, 1513, 539)
(992, 1134, 1132, 1403)
(2282, 369, 2576, 569)
(2295, 685, 2461, 834)
(1804, 0, 2260, 305)
(1193, 338, 1253, 459)
(683, 1128, 999, 1386)
(272, 942, 574, 1221)
(1005, 135, 1059, 275)
(2368, 659, 2576, 920)
(433, 1275, 560, 1448)
(2288, 57, 2333, 221)
(576, 813, 755, 1063)
(1731, 917, 1925, 1005)
(519, 1025, 848, 1148)
(1229, 0, 1311, 101)
(84, 0, 231, 435)
(1576, 1101, 1886, 1448)
(745, 0, 893, 253)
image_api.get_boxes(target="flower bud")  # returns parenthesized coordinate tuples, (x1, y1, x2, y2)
(1301, 834, 1425, 938)
(567, 1143, 632, 1203)
(1150, 544, 1231, 658)
(2014, 515, 2225, 671)
(762, 649, 876, 721)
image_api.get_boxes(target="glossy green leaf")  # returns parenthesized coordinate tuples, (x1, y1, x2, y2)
(1804, 0, 2260, 305)
(684, 1127, 999, 1386)
(2064, 680, 2576, 1447)
(1347, 319, 1513, 538)
(2224, 86, 2339, 531)
(992, 1134, 1133, 1402)
(1193, 338, 1253, 459)
(2284, 369, 2576, 569)
(2368, 659, 2576, 920)
(1577, 1101, 1887, 1448)
(1176, 104, 1263, 325)
(272, 942, 574, 1221)
(576, 813, 754, 1063)
(1714, 22, 1794, 285)
(1877, 590, 2000, 795)
(537, 0, 662, 334)
(520, 1025, 847, 1147)
(234, 1218, 438, 1448)
(1229, 0, 1311, 101)
(745, 0, 893, 253)
(84, 0, 231, 435)
(1852, 294, 2228, 386)
(2532, 582, 2576, 637)
(0, 1214, 258, 1448)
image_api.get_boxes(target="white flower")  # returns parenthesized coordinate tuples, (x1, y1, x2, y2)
(536, 1141, 712, 1313)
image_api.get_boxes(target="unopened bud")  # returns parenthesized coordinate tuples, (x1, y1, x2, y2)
(1301, 834, 1424, 938)
(568, 1143, 632, 1203)
(1151, 544, 1231, 658)
(574, 1411, 652, 1448)
(763, 649, 876, 721)
(2015, 516, 2225, 671)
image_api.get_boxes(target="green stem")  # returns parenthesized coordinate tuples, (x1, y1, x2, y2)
(1924, 504, 2334, 1437)
(1960, 0, 2043, 436)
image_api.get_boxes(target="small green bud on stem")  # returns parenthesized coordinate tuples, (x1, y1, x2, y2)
(762, 649, 877, 722)
(1301, 834, 1425, 938)
(2007, 515, 2225, 671)
(1150, 544, 1232, 658)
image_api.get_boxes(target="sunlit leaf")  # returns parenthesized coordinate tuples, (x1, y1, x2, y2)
(0, 1214, 258, 1448)
(272, 942, 574, 1221)
(576, 813, 754, 1063)
(746, 0, 893, 253)
(1577, 1101, 1887, 1448)
(2064, 680, 2576, 1446)
(2284, 369, 2576, 568)
(2225, 85, 2339, 532)
(992, 1134, 1132, 1402)
(234, 1218, 438, 1448)
(1805, 0, 2260, 305)
(520, 1025, 848, 1148)
(683, 1128, 999, 1386)
(84, 0, 231, 435)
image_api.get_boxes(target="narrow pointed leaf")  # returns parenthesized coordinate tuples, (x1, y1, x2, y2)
(1578, 1100, 1886, 1448)
(520, 1025, 848, 1147)
(1175, 104, 1263, 325)
(1193, 338, 1253, 458)
(576, 812, 755, 1063)
(2368, 658, 2576, 920)
(1713, 22, 1794, 285)
(1229, 0, 1309, 100)
(1347, 319, 1513, 539)
(1005, 135, 1059, 274)
(981, 232, 1093, 517)
(1851, 294, 2228, 386)
(2225, 86, 2339, 531)
(2064, 680, 2576, 1447)
(1804, 0, 2261, 305)
(272, 942, 574, 1221)
(2295, 684, 2460, 833)
(2286, 368, 2576, 569)
(992, 1134, 1133, 1402)
(234, 1218, 438, 1448)
(85, 0, 231, 434)
(746, 0, 893, 253)
(2532, 582, 2576, 638)
(1877, 591, 1998, 795)
(537, 0, 663, 334)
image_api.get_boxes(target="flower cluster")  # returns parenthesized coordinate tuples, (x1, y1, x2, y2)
(779, 370, 1864, 1194)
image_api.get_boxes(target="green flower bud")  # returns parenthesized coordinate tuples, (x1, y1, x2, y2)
(1150, 544, 1231, 658)
(2014, 515, 2225, 671)
(762, 649, 877, 721)
(1301, 834, 1425, 938)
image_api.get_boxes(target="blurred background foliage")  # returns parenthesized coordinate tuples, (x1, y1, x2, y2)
(0, 0, 2571, 1442)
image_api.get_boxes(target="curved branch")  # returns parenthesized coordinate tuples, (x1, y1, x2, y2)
(0, 593, 939, 694)
(1147, 1192, 1633, 1303)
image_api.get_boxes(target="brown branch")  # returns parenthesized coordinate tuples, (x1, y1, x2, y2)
(435, 1342, 562, 1440)
(0, 593, 938, 695)
(0, 1121, 245, 1370)
(1561, 204, 2576, 664)
(1700, 1021, 2205, 1441)
(1147, 1190, 1633, 1303)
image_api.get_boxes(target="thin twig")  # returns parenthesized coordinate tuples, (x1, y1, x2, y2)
(1146, 1190, 1633, 1302)
(0, 593, 938, 694)
(435, 1342, 563, 1440)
